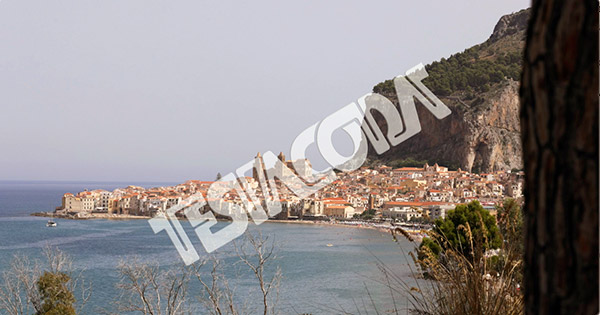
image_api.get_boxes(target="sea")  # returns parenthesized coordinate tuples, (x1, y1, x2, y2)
(0, 180, 420, 314)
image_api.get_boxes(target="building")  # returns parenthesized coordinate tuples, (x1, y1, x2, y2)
(60, 193, 82, 212)
(324, 205, 356, 219)
(507, 182, 523, 198)
(382, 206, 423, 221)
(428, 204, 455, 220)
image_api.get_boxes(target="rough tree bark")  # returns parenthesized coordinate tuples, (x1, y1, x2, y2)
(520, 0, 599, 314)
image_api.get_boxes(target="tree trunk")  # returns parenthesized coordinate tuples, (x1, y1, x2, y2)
(520, 1, 599, 314)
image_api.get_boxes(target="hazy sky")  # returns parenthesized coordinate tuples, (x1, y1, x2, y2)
(0, 0, 529, 182)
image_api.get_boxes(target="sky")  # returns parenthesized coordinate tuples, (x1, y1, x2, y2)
(0, 0, 530, 182)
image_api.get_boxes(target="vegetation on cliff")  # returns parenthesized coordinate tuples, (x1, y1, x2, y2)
(373, 8, 527, 100)
(373, 45, 522, 98)
(367, 9, 529, 172)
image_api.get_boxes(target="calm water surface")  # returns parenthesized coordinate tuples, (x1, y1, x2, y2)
(0, 181, 418, 314)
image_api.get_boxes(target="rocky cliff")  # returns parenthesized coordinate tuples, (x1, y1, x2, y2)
(368, 9, 529, 172)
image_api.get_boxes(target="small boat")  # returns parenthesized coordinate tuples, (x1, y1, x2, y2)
(46, 220, 57, 227)
(326, 243, 333, 247)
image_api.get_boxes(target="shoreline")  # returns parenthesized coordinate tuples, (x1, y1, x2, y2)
(31, 212, 426, 242)
(31, 212, 151, 220)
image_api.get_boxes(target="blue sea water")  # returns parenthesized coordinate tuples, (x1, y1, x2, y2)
(0, 181, 419, 314)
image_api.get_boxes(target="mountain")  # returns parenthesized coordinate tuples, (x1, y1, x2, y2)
(368, 9, 529, 173)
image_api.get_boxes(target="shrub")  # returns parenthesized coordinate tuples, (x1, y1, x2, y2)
(37, 271, 76, 315)
(421, 201, 502, 262)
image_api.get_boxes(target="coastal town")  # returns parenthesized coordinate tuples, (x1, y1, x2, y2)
(52, 152, 524, 226)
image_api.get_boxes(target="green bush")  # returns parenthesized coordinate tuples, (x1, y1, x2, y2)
(421, 201, 502, 261)
(37, 271, 76, 315)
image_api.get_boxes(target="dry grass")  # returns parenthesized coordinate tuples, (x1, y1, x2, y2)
(385, 220, 523, 315)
